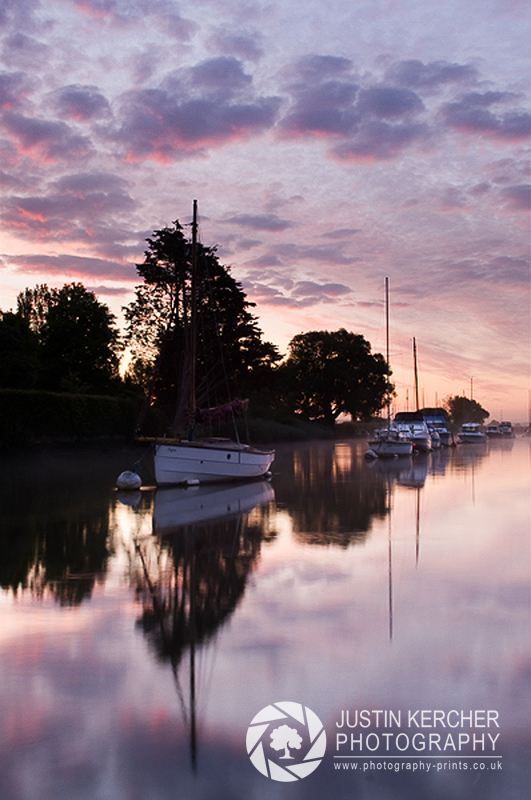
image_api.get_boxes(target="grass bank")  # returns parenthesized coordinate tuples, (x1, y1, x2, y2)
(0, 389, 143, 450)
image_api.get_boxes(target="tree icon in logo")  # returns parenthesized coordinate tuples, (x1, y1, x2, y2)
(270, 724, 303, 759)
(246, 701, 326, 781)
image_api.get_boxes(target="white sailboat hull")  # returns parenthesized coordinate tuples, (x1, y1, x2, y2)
(154, 440, 275, 485)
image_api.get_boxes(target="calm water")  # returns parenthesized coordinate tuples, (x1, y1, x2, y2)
(0, 438, 529, 799)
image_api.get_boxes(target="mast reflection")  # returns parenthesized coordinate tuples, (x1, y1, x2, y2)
(131, 479, 274, 771)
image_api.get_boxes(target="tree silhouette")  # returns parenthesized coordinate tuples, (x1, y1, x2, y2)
(270, 724, 303, 759)
(280, 329, 389, 423)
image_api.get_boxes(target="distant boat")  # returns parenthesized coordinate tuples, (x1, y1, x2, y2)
(499, 421, 515, 438)
(367, 279, 413, 459)
(486, 423, 502, 438)
(149, 201, 275, 485)
(424, 411, 452, 446)
(389, 339, 432, 453)
(457, 422, 487, 443)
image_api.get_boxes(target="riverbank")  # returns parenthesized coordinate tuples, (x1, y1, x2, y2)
(0, 389, 379, 451)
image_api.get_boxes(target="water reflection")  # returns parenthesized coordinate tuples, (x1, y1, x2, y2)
(127, 480, 274, 769)
(273, 441, 388, 547)
(0, 441, 529, 800)
(0, 449, 116, 604)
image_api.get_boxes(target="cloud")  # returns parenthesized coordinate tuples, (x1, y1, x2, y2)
(247, 277, 352, 309)
(224, 213, 294, 232)
(501, 184, 531, 211)
(292, 281, 351, 298)
(53, 85, 111, 122)
(6, 253, 135, 280)
(2, 111, 94, 160)
(0, 71, 31, 110)
(208, 29, 265, 62)
(441, 99, 531, 142)
(332, 120, 429, 161)
(113, 58, 281, 160)
(2, 173, 136, 240)
(154, 13, 197, 41)
(356, 86, 424, 118)
(385, 59, 478, 90)
(1, 32, 48, 68)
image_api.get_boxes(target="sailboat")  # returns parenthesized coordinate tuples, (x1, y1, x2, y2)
(367, 279, 413, 458)
(151, 201, 275, 485)
(390, 338, 432, 453)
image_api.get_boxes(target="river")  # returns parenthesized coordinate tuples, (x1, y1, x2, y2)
(0, 437, 529, 799)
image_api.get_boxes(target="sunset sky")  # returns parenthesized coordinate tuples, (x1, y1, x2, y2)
(0, 0, 529, 420)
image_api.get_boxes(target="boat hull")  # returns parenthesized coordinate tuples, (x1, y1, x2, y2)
(154, 441, 275, 485)
(457, 433, 487, 444)
(368, 431, 413, 458)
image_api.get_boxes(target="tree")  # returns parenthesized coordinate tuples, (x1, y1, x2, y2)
(270, 725, 303, 759)
(18, 283, 121, 392)
(280, 329, 389, 424)
(124, 219, 281, 423)
(444, 395, 489, 427)
(0, 311, 38, 388)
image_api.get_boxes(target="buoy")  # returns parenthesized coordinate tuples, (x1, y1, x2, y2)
(116, 470, 142, 490)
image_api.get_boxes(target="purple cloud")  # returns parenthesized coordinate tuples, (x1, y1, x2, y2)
(2, 111, 93, 160)
(332, 120, 429, 161)
(385, 59, 478, 90)
(441, 100, 531, 141)
(0, 71, 30, 110)
(292, 281, 351, 297)
(7, 253, 135, 281)
(208, 29, 264, 62)
(356, 86, 424, 117)
(54, 85, 111, 122)
(224, 213, 294, 232)
(282, 79, 360, 136)
(502, 184, 531, 210)
(155, 13, 197, 41)
(113, 58, 281, 160)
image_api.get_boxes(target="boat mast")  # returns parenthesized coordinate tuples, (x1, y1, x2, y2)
(385, 277, 390, 429)
(413, 337, 420, 411)
(188, 200, 198, 439)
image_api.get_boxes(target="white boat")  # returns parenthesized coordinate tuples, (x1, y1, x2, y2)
(486, 423, 502, 438)
(366, 279, 413, 459)
(368, 426, 414, 458)
(457, 422, 487, 443)
(154, 439, 275, 485)
(150, 201, 274, 485)
(391, 412, 432, 453)
(499, 421, 515, 438)
(424, 412, 452, 446)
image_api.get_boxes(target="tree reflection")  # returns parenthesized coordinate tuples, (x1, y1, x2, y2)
(273, 442, 387, 547)
(0, 450, 114, 604)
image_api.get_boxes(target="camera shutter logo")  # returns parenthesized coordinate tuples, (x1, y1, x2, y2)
(246, 701, 326, 781)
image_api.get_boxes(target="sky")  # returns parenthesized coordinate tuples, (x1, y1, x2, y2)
(0, 0, 529, 420)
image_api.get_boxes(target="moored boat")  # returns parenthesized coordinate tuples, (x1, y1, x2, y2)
(368, 426, 414, 458)
(458, 422, 487, 443)
(423, 411, 452, 446)
(499, 421, 515, 438)
(486, 423, 502, 438)
(366, 279, 413, 459)
(139, 201, 275, 486)
(391, 412, 432, 453)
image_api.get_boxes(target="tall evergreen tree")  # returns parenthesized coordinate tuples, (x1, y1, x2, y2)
(124, 219, 280, 426)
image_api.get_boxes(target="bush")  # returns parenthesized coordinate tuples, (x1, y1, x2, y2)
(0, 390, 143, 449)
